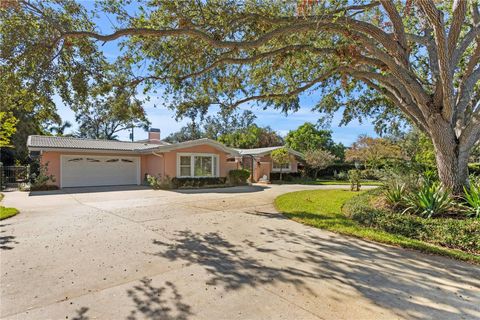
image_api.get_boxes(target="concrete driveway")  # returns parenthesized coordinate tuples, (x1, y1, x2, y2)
(1, 185, 479, 320)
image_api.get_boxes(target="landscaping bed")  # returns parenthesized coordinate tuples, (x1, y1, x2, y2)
(343, 189, 480, 254)
(274, 189, 480, 263)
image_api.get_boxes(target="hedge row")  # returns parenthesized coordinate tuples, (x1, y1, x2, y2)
(269, 172, 302, 181)
(317, 163, 359, 177)
(342, 190, 480, 254)
(171, 177, 227, 188)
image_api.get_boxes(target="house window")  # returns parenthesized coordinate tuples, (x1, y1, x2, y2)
(179, 156, 192, 177)
(272, 161, 291, 172)
(194, 156, 213, 177)
(177, 153, 219, 177)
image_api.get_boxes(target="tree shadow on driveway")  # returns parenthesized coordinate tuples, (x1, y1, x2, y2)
(126, 278, 192, 320)
(260, 226, 480, 320)
(150, 230, 311, 293)
(149, 226, 479, 320)
(66, 279, 192, 320)
(71, 307, 89, 320)
(0, 224, 18, 250)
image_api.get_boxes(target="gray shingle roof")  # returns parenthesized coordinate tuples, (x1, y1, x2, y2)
(27, 136, 298, 157)
(27, 135, 165, 152)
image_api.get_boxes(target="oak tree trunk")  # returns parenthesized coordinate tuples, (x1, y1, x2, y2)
(430, 119, 470, 195)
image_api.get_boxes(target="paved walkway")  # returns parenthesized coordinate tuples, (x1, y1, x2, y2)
(1, 185, 479, 320)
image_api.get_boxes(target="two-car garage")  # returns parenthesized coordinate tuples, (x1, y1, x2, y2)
(61, 155, 140, 188)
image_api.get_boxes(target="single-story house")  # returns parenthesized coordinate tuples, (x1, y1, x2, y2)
(27, 129, 303, 188)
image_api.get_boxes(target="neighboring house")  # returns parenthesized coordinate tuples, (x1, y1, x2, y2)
(27, 129, 303, 188)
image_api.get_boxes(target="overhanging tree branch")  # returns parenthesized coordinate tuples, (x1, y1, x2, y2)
(227, 68, 339, 109)
(178, 45, 337, 81)
(380, 0, 408, 62)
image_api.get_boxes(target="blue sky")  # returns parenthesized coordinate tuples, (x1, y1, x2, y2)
(57, 1, 378, 145)
(57, 93, 377, 145)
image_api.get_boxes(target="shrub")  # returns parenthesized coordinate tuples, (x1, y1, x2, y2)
(343, 190, 480, 253)
(228, 169, 250, 185)
(29, 161, 57, 191)
(403, 182, 454, 218)
(171, 177, 227, 189)
(384, 182, 405, 207)
(469, 163, 480, 175)
(360, 169, 380, 180)
(463, 183, 480, 218)
(146, 174, 172, 190)
(470, 173, 480, 186)
(348, 169, 362, 191)
(29, 184, 59, 191)
(333, 170, 348, 181)
(318, 163, 358, 177)
(270, 172, 302, 181)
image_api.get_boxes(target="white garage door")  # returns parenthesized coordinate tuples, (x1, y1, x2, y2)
(61, 155, 140, 188)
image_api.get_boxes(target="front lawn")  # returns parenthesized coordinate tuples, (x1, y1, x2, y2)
(274, 189, 480, 263)
(0, 193, 19, 220)
(0, 206, 19, 220)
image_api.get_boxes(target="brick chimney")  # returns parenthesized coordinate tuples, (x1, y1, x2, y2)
(148, 128, 161, 142)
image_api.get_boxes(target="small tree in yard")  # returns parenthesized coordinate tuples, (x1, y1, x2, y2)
(346, 135, 403, 169)
(305, 149, 337, 179)
(271, 148, 290, 182)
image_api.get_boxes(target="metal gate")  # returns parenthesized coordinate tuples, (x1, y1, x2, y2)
(0, 165, 29, 191)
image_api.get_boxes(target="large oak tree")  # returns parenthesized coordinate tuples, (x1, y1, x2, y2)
(2, 0, 480, 193)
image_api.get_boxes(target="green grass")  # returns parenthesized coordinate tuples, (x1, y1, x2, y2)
(273, 179, 383, 186)
(274, 189, 480, 264)
(0, 206, 19, 220)
(0, 193, 19, 220)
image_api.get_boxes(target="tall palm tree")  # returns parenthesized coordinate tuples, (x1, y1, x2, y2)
(49, 121, 72, 136)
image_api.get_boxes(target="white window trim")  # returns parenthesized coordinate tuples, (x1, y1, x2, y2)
(176, 153, 220, 178)
(271, 161, 292, 172)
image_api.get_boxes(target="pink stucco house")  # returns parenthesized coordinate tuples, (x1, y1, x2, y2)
(27, 129, 303, 188)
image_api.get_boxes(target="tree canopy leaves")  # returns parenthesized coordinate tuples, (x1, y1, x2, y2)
(218, 124, 284, 149)
(285, 122, 345, 159)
